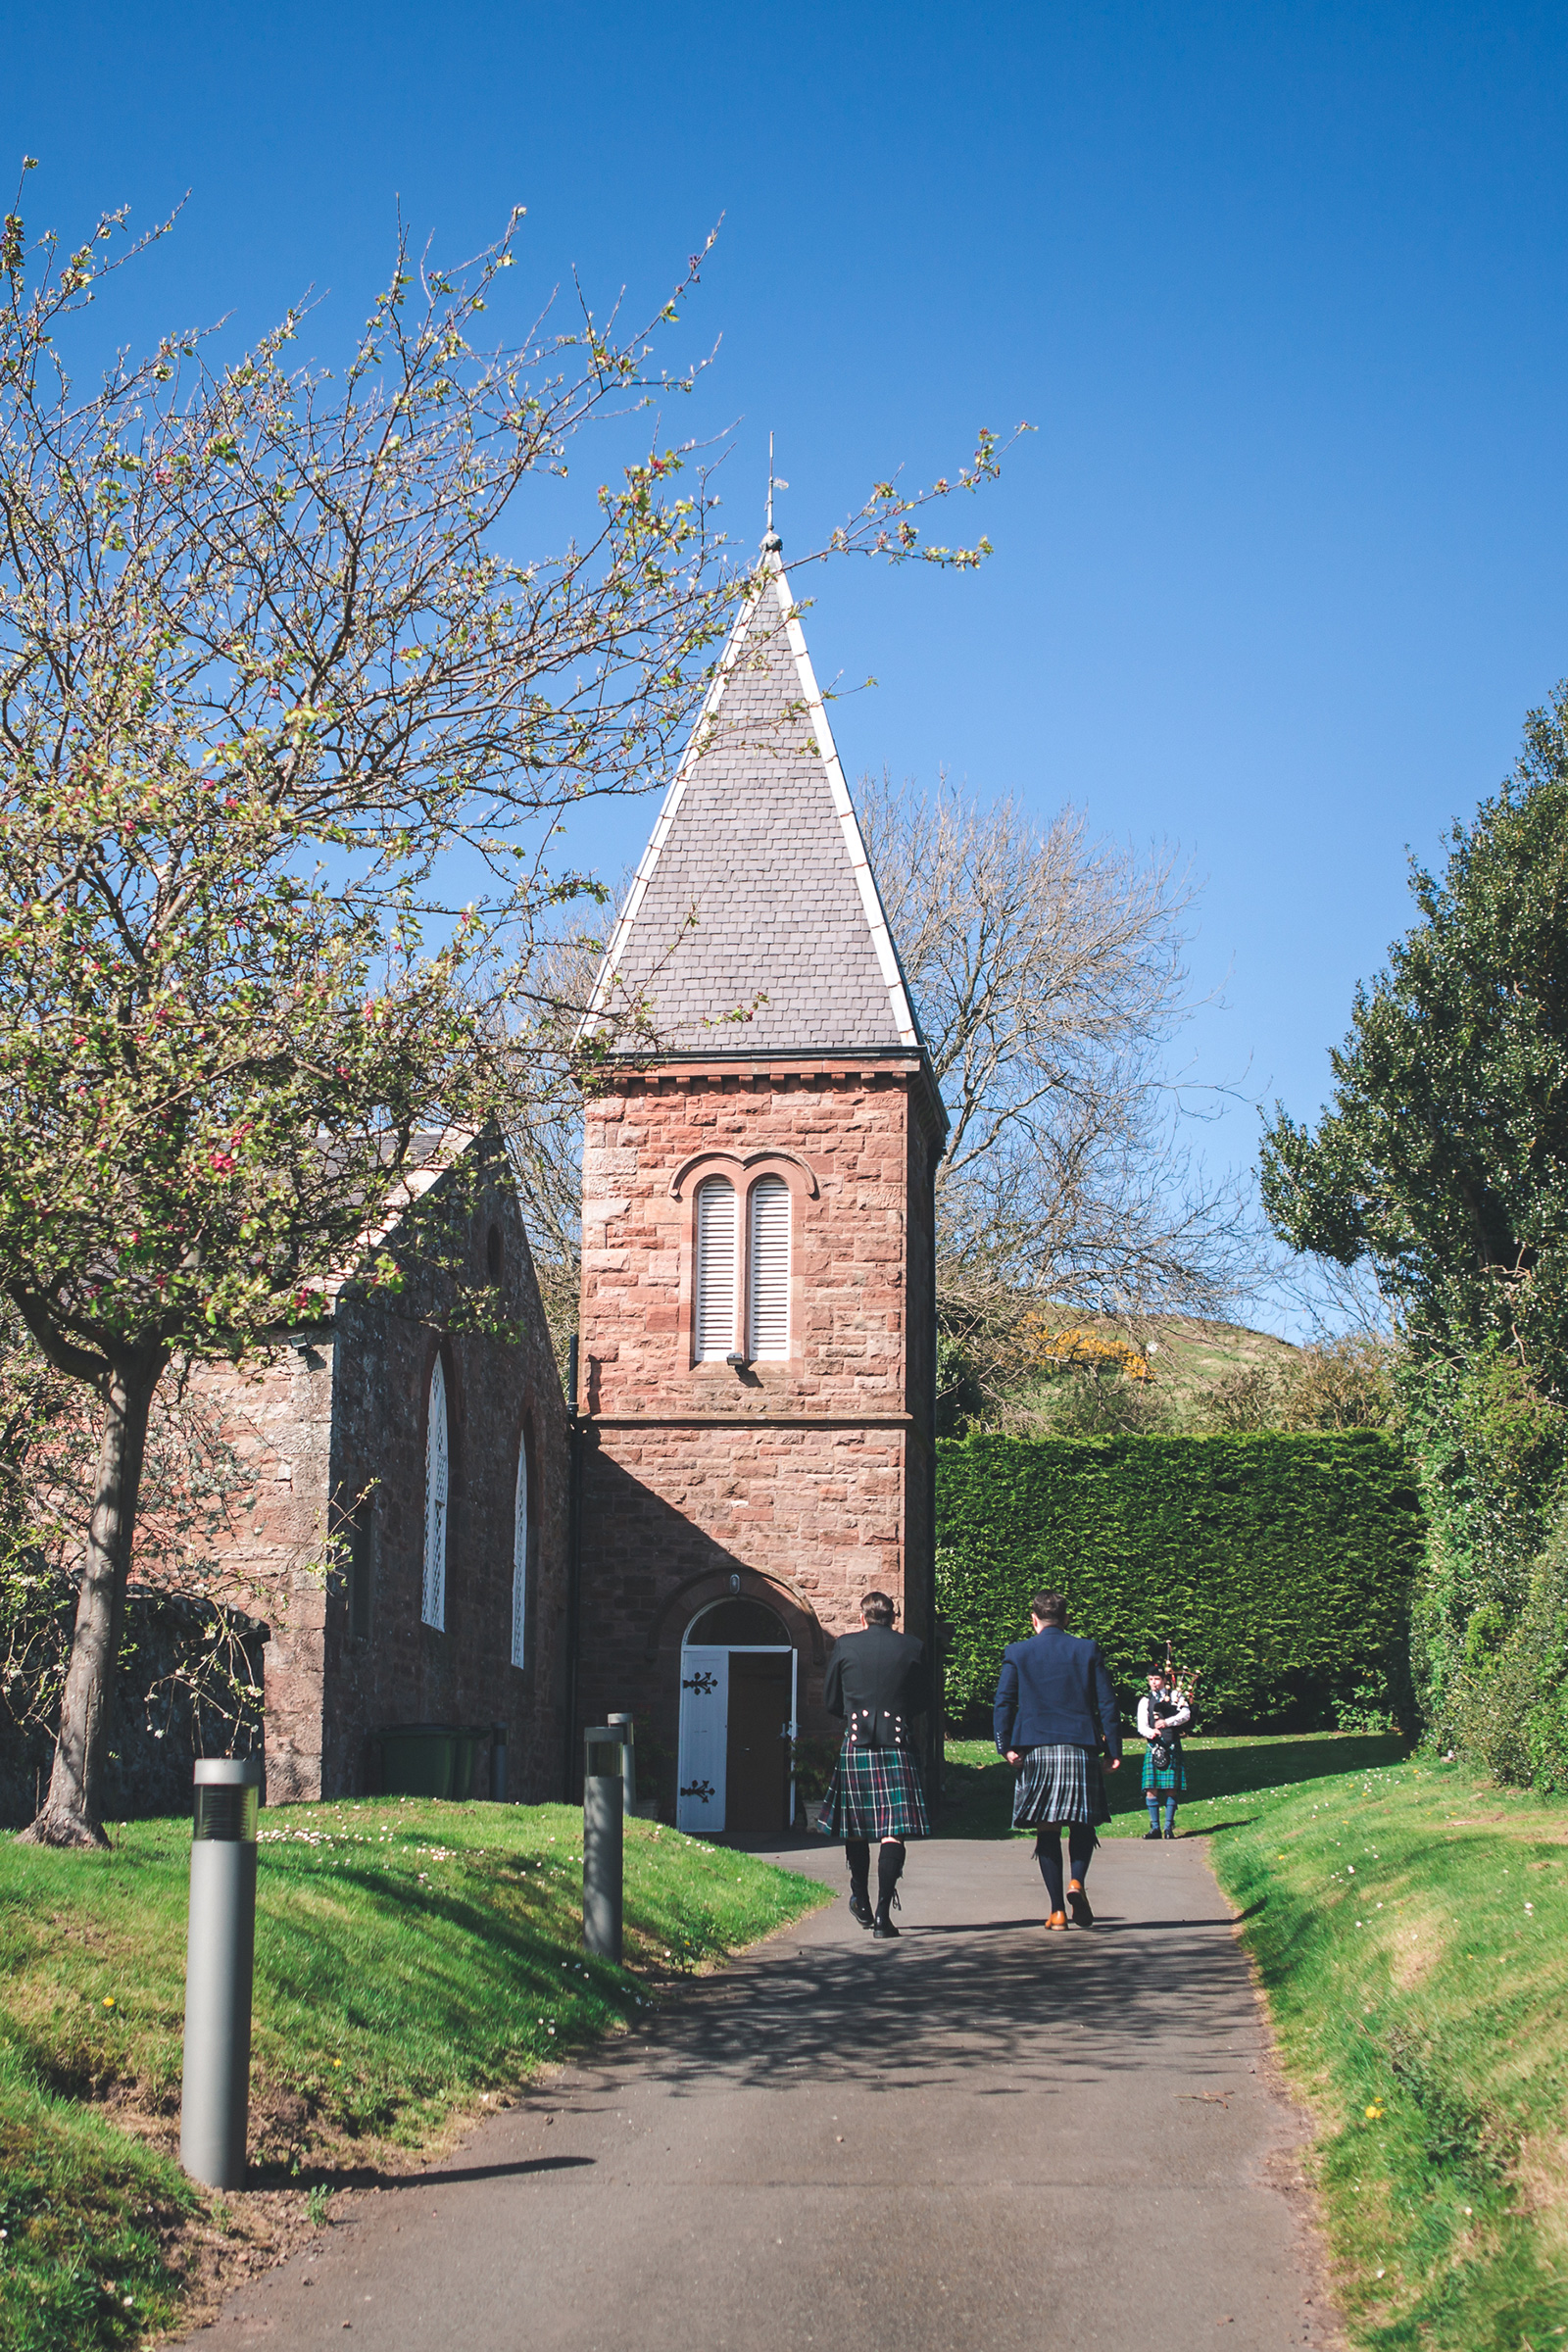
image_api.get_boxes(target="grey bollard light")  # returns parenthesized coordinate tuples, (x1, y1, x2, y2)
(606, 1711, 636, 1816)
(582, 1728, 626, 1961)
(180, 1757, 263, 2189)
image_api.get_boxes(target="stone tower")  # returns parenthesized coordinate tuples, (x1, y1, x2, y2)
(573, 534, 946, 1834)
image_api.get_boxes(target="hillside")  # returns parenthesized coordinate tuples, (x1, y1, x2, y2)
(994, 1310, 1303, 1436)
(1140, 1313, 1300, 1407)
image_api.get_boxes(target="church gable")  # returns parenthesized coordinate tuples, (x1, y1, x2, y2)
(184, 1133, 571, 1808)
(587, 552, 920, 1057)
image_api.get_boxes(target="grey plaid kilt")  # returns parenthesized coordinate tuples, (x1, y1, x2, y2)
(1011, 1742, 1112, 1829)
(815, 1742, 930, 1840)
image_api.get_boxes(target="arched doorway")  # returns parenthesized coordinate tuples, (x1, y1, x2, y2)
(677, 1596, 796, 1836)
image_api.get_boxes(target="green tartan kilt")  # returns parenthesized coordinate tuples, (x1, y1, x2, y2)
(815, 1742, 930, 1840)
(1142, 1745, 1188, 1795)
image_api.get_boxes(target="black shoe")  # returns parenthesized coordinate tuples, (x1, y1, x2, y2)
(1163, 1829, 1176, 1839)
(849, 1891, 875, 1930)
(1143, 1828, 1161, 1839)
(1067, 1883, 1094, 1928)
(872, 1904, 901, 1938)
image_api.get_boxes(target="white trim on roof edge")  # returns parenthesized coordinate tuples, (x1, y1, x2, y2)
(578, 548, 922, 1053)
(579, 568, 765, 1035)
(769, 556, 920, 1051)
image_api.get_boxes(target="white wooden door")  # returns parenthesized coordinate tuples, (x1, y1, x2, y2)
(677, 1646, 729, 1832)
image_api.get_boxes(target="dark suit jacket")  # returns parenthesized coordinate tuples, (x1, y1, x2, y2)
(823, 1625, 929, 1748)
(993, 1627, 1122, 1760)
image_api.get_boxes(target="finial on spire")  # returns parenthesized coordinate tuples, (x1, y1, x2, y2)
(762, 430, 784, 553)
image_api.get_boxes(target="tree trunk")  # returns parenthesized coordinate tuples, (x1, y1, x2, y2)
(21, 1356, 161, 1848)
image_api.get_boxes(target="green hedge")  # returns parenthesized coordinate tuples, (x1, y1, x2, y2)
(935, 1432, 1425, 1735)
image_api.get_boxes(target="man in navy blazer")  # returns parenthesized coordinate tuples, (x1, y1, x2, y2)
(994, 1592, 1122, 1928)
(993, 1608, 1122, 1761)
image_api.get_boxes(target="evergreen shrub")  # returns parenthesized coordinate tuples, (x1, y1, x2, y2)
(935, 1431, 1424, 1734)
(1440, 1500, 1568, 1790)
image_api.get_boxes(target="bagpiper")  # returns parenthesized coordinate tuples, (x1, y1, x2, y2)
(816, 1591, 930, 1937)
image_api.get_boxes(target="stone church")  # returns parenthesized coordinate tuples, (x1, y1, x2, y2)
(176, 531, 941, 1835)
(571, 527, 946, 1834)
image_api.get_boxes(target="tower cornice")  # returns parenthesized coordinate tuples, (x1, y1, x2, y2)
(594, 1048, 948, 1136)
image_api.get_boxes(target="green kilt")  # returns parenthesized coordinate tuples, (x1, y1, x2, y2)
(1142, 1744, 1187, 1795)
(816, 1741, 930, 1840)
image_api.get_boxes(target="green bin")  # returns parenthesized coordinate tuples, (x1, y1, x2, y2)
(450, 1729, 482, 1801)
(377, 1724, 459, 1798)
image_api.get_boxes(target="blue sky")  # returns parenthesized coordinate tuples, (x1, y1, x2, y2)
(7, 2, 1567, 1325)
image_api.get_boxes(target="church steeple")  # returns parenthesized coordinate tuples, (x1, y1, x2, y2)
(584, 534, 923, 1059)
(572, 503, 945, 1826)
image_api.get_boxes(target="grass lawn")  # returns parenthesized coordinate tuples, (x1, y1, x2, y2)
(1211, 1755, 1568, 2350)
(0, 1795, 829, 2350)
(941, 1735, 1568, 2348)
(941, 1727, 1414, 1838)
(15, 1747, 1567, 2351)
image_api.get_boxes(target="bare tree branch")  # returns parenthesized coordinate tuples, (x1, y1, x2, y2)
(858, 772, 1256, 1413)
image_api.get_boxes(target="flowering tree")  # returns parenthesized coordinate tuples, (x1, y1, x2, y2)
(0, 169, 1011, 1841)
(0, 1305, 258, 1781)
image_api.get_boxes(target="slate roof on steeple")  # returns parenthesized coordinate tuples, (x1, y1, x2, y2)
(583, 543, 923, 1058)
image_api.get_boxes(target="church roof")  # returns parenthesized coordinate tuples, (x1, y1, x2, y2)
(583, 543, 923, 1059)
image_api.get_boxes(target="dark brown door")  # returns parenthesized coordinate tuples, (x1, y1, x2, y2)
(724, 1652, 791, 1834)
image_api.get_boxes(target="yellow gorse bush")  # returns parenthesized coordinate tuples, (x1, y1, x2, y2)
(1022, 1315, 1152, 1382)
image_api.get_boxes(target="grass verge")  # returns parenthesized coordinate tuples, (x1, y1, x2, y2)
(1209, 1755, 1568, 2349)
(0, 1796, 828, 2348)
(941, 1735, 1568, 2346)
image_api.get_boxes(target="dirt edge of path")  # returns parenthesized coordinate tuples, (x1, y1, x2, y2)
(1206, 1834, 1350, 2352)
(140, 1876, 837, 2346)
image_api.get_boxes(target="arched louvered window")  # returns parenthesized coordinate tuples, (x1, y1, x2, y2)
(511, 1435, 529, 1670)
(694, 1177, 739, 1361)
(747, 1176, 792, 1360)
(421, 1355, 449, 1630)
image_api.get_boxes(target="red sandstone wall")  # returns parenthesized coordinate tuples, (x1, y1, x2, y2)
(324, 1168, 571, 1804)
(576, 1060, 940, 1805)
(576, 1421, 906, 1748)
(192, 1156, 571, 1806)
(186, 1348, 335, 1804)
(580, 1064, 917, 1418)
(904, 1102, 943, 1777)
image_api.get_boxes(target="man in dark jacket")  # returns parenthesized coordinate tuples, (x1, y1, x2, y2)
(817, 1592, 930, 1937)
(993, 1592, 1121, 1929)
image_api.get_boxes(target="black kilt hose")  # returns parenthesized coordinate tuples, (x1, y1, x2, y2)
(816, 1741, 931, 1841)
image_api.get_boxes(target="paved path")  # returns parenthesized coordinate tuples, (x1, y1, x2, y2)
(182, 1836, 1336, 2352)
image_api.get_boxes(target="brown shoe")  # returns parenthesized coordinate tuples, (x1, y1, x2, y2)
(1045, 1909, 1069, 1931)
(1067, 1881, 1094, 1928)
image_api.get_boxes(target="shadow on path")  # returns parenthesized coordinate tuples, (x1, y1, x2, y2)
(178, 1838, 1336, 2352)
(569, 1847, 1260, 2111)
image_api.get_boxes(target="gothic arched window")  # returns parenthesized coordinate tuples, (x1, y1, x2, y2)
(421, 1355, 449, 1630)
(511, 1434, 529, 1669)
(694, 1176, 738, 1361)
(746, 1175, 792, 1360)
